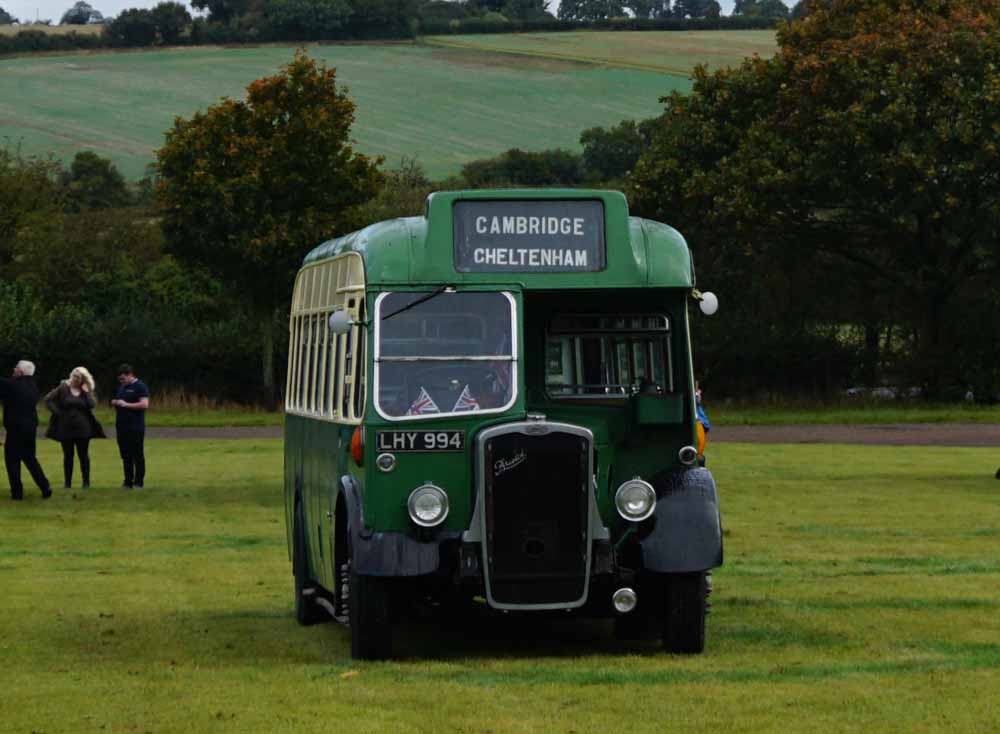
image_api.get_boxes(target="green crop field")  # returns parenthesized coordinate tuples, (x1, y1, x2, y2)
(428, 29, 778, 75)
(2, 438, 998, 732)
(0, 32, 768, 181)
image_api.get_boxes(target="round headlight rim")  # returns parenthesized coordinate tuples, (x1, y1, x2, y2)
(406, 483, 450, 528)
(614, 478, 657, 522)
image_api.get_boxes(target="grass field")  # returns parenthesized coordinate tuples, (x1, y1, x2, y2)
(0, 40, 692, 180)
(2, 439, 998, 732)
(88, 405, 284, 428)
(712, 402, 1000, 425)
(427, 30, 777, 75)
(73, 403, 999, 428)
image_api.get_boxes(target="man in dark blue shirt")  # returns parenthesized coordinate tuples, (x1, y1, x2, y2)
(112, 364, 149, 489)
(0, 360, 52, 500)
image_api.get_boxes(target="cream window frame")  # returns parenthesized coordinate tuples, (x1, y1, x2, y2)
(285, 252, 366, 423)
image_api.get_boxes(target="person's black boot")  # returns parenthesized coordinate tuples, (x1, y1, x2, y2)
(995, 467, 1000, 480)
(82, 480, 90, 489)
(41, 486, 52, 499)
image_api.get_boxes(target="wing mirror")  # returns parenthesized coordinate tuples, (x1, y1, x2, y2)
(328, 309, 354, 334)
(693, 290, 719, 316)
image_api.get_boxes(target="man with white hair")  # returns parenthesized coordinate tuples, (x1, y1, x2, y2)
(0, 360, 52, 500)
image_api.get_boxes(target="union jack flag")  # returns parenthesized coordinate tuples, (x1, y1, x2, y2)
(452, 385, 480, 412)
(407, 387, 440, 416)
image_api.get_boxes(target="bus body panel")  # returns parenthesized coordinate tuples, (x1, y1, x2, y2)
(284, 189, 722, 644)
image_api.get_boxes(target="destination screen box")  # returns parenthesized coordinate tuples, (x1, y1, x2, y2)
(453, 200, 606, 273)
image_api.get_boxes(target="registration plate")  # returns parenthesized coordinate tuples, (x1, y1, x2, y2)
(375, 430, 465, 452)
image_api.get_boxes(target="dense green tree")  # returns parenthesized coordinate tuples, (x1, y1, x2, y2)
(672, 0, 719, 19)
(104, 8, 157, 45)
(0, 149, 64, 275)
(150, 1, 191, 43)
(156, 52, 384, 395)
(418, 0, 469, 21)
(345, 0, 419, 34)
(733, 0, 787, 17)
(0, 6, 15, 23)
(579, 119, 653, 181)
(60, 1, 101, 23)
(501, 0, 550, 20)
(624, 0, 656, 18)
(263, 0, 352, 37)
(461, 148, 585, 187)
(59, 151, 131, 212)
(557, 0, 623, 21)
(632, 0, 1000, 396)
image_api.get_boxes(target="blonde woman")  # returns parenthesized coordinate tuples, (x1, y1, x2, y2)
(45, 367, 106, 489)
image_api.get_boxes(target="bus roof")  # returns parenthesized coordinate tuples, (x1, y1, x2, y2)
(302, 189, 694, 289)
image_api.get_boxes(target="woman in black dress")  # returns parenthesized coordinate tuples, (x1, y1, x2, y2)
(45, 367, 106, 488)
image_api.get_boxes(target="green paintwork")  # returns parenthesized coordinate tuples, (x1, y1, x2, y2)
(288, 189, 701, 578)
(302, 190, 694, 290)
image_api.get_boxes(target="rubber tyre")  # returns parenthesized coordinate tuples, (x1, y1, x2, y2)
(293, 502, 328, 626)
(661, 572, 707, 654)
(348, 567, 393, 660)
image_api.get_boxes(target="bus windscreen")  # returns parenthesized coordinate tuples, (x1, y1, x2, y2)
(375, 291, 516, 419)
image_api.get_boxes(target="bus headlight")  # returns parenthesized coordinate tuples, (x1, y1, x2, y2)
(407, 484, 449, 527)
(615, 479, 656, 522)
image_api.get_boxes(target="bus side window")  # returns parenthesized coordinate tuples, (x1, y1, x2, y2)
(325, 326, 339, 417)
(298, 315, 309, 410)
(352, 314, 366, 420)
(341, 327, 354, 419)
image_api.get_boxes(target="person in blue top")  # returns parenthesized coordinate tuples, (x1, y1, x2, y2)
(112, 364, 149, 489)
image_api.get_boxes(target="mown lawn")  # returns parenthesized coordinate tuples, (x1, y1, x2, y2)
(2, 439, 998, 733)
(712, 402, 1000, 425)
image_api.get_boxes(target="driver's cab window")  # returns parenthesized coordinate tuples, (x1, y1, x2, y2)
(375, 291, 517, 419)
(545, 314, 672, 398)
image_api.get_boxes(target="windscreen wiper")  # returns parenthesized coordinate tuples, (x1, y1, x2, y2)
(381, 285, 453, 322)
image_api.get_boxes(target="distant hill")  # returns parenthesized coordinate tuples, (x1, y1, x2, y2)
(0, 32, 776, 180)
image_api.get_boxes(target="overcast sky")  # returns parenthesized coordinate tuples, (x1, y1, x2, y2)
(5, 0, 743, 24)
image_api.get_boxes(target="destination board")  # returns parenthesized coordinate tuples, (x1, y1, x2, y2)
(453, 200, 605, 273)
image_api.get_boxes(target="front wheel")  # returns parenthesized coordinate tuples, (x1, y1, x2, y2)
(349, 567, 393, 660)
(661, 572, 708, 654)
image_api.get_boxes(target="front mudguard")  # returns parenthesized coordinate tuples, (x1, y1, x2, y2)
(340, 476, 441, 577)
(639, 467, 723, 573)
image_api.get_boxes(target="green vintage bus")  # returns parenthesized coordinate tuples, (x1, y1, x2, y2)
(284, 189, 723, 659)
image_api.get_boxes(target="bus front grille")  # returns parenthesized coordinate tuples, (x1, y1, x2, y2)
(481, 427, 592, 608)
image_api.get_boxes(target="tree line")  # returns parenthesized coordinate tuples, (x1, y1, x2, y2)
(3, 0, 997, 403)
(0, 0, 784, 54)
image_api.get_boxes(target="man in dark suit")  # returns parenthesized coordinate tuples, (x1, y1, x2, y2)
(0, 360, 51, 500)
